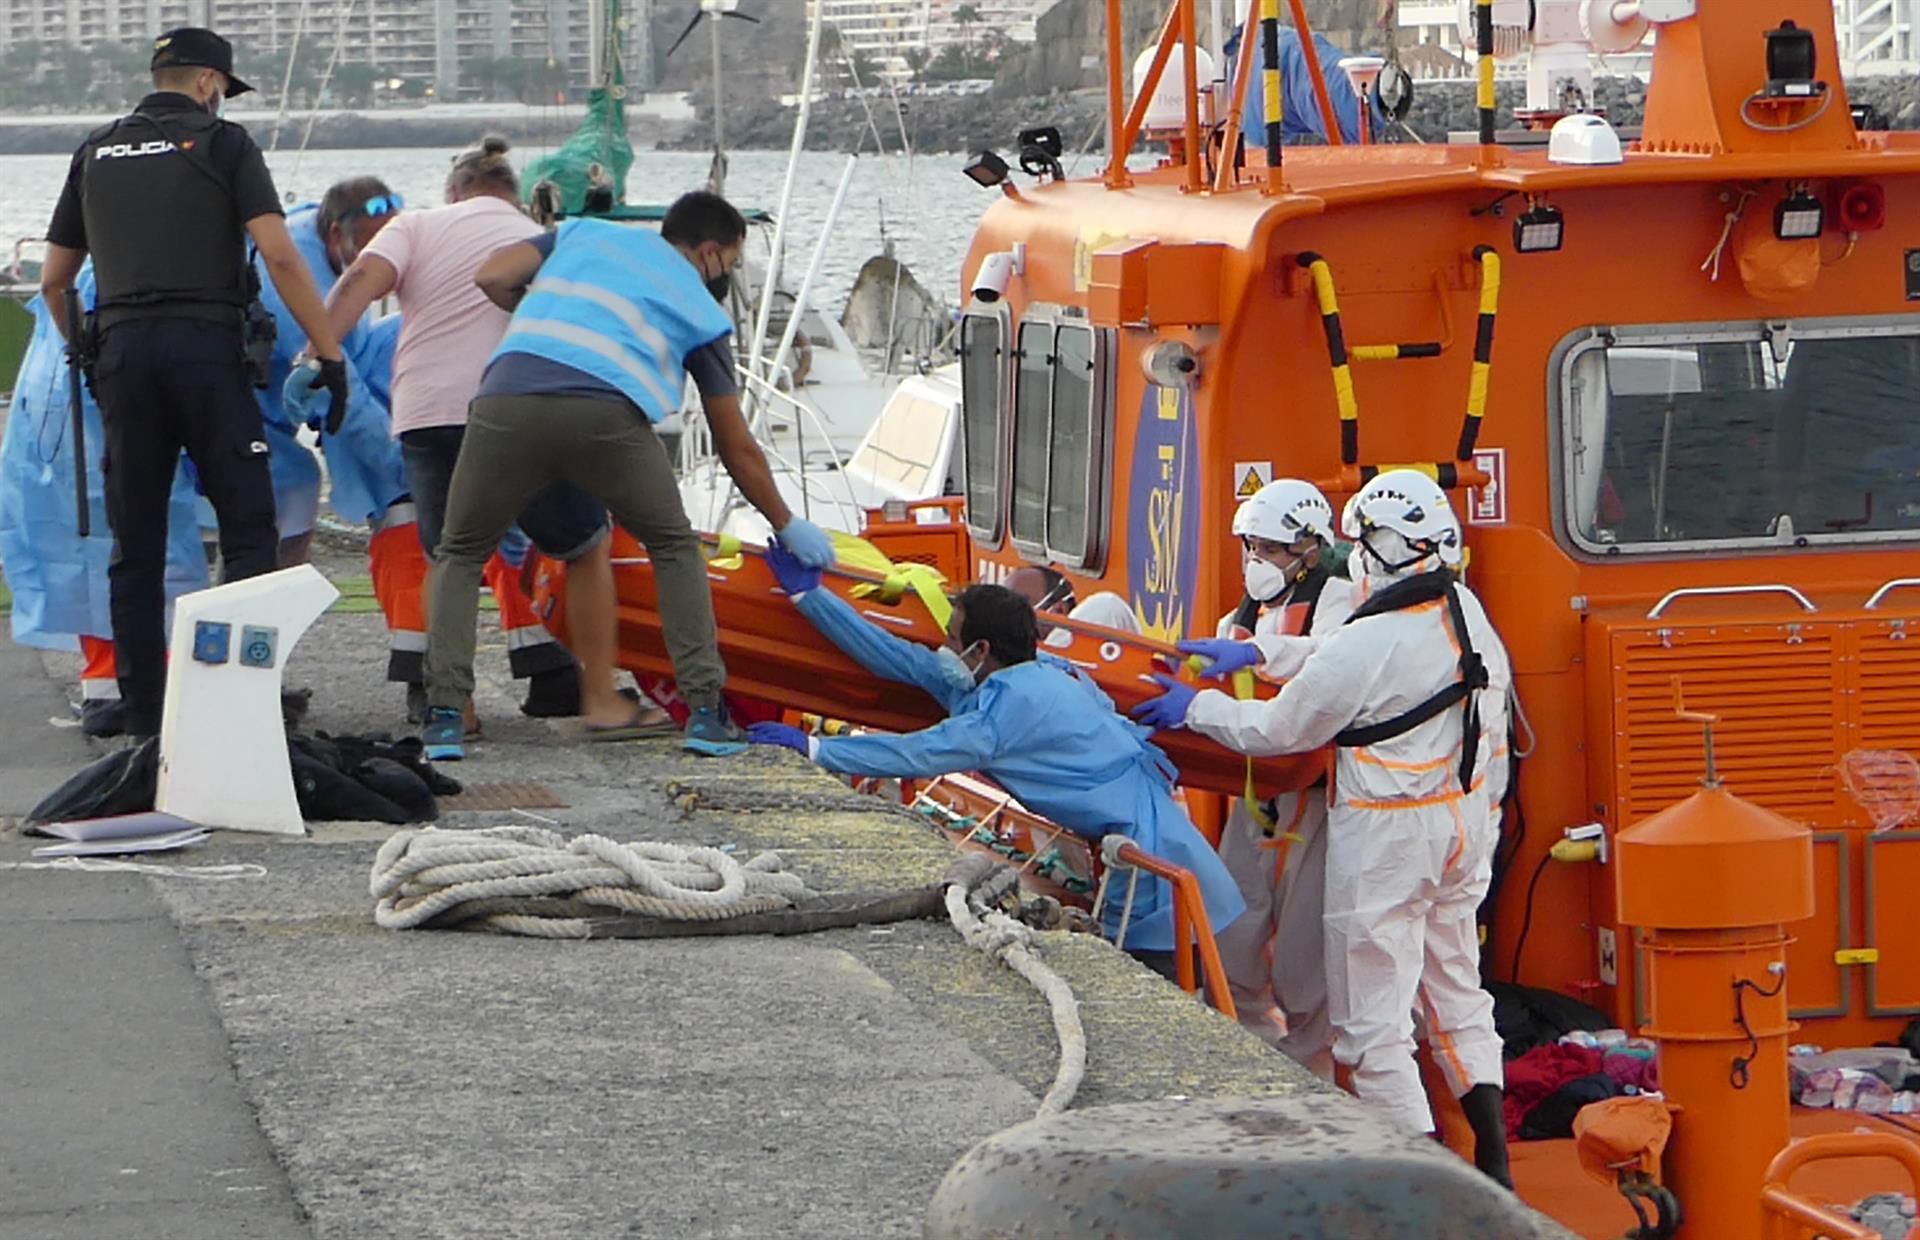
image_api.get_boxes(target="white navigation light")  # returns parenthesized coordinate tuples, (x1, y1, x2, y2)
(1775, 188, 1825, 240)
(1515, 203, 1566, 253)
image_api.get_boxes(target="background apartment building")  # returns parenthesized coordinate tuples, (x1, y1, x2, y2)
(0, 0, 653, 98)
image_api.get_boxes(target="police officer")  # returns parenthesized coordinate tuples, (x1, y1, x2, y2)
(39, 27, 349, 739)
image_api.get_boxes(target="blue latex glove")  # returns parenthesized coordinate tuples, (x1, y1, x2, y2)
(747, 722, 812, 756)
(281, 361, 332, 432)
(1177, 637, 1263, 680)
(775, 516, 836, 569)
(1130, 674, 1198, 732)
(766, 541, 822, 598)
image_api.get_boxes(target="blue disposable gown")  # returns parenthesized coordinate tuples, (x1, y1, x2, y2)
(1230, 25, 1384, 145)
(253, 204, 409, 529)
(0, 262, 207, 651)
(796, 590, 1246, 953)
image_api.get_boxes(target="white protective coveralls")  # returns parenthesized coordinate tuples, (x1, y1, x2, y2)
(1209, 571, 1353, 1070)
(1183, 481, 1513, 1134)
(1041, 589, 1141, 649)
(1203, 479, 1353, 1071)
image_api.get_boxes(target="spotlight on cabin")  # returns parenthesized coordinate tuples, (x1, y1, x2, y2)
(963, 150, 1010, 189)
(1852, 103, 1888, 131)
(1513, 202, 1565, 253)
(1017, 126, 1065, 180)
(1764, 20, 1819, 97)
(1775, 187, 1825, 240)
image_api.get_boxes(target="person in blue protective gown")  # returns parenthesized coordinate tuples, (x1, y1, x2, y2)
(1228, 12, 1388, 145)
(0, 259, 208, 735)
(266, 175, 581, 722)
(747, 543, 1245, 971)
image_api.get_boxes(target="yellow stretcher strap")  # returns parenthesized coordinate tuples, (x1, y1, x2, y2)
(707, 531, 953, 629)
(836, 531, 955, 631)
(1221, 669, 1273, 829)
(705, 532, 745, 569)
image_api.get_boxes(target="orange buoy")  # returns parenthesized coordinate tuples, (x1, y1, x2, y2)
(1612, 685, 1815, 1239)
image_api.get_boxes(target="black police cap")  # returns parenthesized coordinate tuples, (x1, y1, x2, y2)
(150, 28, 255, 98)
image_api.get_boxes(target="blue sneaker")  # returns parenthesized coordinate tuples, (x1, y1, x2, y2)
(421, 706, 465, 762)
(682, 702, 746, 757)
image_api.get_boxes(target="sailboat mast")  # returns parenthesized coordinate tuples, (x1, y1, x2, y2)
(710, 5, 727, 159)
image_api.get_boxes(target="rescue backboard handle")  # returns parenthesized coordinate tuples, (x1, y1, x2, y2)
(1647, 584, 1817, 620)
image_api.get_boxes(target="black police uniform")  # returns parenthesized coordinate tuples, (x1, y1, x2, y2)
(45, 89, 285, 737)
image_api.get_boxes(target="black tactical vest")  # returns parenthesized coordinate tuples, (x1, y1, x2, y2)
(80, 106, 250, 327)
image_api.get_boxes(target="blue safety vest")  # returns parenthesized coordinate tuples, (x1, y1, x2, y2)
(490, 220, 733, 423)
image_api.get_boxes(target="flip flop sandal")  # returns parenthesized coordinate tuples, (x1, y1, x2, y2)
(583, 706, 676, 742)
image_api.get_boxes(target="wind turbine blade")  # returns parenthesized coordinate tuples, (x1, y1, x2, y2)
(664, 11, 706, 57)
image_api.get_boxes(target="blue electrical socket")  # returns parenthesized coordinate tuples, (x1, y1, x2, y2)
(192, 620, 231, 665)
(239, 625, 278, 669)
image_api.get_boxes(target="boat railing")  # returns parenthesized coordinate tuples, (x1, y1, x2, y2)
(1103, 835, 1239, 1019)
(684, 365, 865, 535)
(1760, 1132, 1920, 1239)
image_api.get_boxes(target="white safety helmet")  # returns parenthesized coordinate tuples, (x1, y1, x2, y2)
(1339, 469, 1464, 567)
(1233, 479, 1336, 547)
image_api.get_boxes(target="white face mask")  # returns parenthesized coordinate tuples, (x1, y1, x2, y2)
(1358, 528, 1429, 584)
(1242, 555, 1291, 604)
(934, 642, 986, 692)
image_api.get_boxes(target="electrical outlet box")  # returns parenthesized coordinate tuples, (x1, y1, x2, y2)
(238, 625, 278, 669)
(192, 620, 231, 665)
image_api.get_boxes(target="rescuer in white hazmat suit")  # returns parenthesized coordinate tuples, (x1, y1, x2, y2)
(1133, 469, 1514, 1187)
(1174, 479, 1353, 1071)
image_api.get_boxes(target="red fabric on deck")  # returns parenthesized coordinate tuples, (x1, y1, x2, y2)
(1505, 1044, 1604, 1139)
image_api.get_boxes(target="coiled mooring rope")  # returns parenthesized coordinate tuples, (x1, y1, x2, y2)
(943, 881, 1087, 1117)
(372, 826, 1088, 1117)
(370, 825, 812, 939)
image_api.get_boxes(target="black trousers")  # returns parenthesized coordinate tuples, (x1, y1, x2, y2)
(95, 317, 278, 736)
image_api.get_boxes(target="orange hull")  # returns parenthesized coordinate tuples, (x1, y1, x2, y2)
(530, 531, 1325, 801)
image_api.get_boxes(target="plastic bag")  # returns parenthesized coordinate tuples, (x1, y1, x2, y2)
(25, 738, 159, 827)
(1842, 749, 1920, 833)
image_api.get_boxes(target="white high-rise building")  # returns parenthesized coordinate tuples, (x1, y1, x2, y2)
(0, 0, 654, 98)
(809, 0, 929, 80)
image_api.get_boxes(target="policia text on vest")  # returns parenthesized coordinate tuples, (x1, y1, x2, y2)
(38, 26, 350, 739)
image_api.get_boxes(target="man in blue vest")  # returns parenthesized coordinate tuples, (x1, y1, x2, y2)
(421, 191, 835, 759)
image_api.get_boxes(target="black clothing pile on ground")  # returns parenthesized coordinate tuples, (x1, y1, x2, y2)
(25, 731, 459, 828)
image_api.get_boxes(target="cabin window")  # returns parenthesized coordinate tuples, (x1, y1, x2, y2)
(1046, 324, 1100, 565)
(1558, 320, 1920, 554)
(1010, 320, 1056, 553)
(959, 312, 1006, 542)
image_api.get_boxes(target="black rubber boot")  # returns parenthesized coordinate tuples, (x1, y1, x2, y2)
(1459, 1083, 1514, 1189)
(79, 698, 126, 739)
(519, 664, 582, 718)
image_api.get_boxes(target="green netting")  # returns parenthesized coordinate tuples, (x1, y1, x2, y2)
(522, 85, 634, 215)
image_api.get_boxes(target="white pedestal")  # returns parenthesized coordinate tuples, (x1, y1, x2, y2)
(156, 565, 339, 836)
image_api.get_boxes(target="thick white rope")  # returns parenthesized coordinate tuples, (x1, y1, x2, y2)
(370, 826, 810, 939)
(943, 883, 1087, 1118)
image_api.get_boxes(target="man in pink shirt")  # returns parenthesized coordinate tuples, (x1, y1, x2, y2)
(324, 137, 639, 730)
